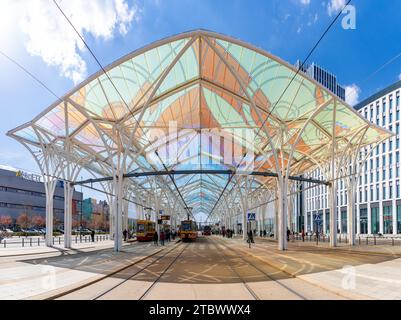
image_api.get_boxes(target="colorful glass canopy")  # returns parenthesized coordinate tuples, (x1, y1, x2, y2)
(7, 30, 391, 219)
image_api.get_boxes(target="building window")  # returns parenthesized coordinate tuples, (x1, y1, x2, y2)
(371, 207, 379, 234)
(376, 184, 380, 201)
(383, 183, 387, 199)
(360, 208, 368, 234)
(383, 98, 387, 113)
(397, 205, 401, 234)
(341, 210, 347, 233)
(383, 205, 393, 234)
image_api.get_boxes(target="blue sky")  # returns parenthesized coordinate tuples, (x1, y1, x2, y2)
(0, 0, 400, 201)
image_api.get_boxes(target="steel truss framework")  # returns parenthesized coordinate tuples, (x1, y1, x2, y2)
(7, 30, 391, 251)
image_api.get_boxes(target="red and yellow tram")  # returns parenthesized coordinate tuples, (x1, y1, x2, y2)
(136, 220, 156, 241)
(179, 220, 197, 242)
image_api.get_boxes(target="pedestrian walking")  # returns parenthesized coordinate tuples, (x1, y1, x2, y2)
(287, 228, 291, 241)
(90, 229, 95, 242)
(123, 229, 128, 242)
(153, 231, 158, 246)
(160, 230, 165, 246)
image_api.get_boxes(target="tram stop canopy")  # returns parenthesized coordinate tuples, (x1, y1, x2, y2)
(7, 30, 392, 251)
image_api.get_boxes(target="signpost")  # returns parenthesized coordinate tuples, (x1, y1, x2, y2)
(247, 213, 256, 221)
(314, 214, 322, 245)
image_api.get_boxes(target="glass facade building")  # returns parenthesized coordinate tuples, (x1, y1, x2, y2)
(295, 60, 346, 100)
(303, 80, 401, 235)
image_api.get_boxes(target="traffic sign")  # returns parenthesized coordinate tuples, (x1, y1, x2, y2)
(247, 213, 256, 221)
(314, 214, 322, 225)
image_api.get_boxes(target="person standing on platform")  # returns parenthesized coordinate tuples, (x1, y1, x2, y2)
(287, 228, 291, 241)
(90, 229, 95, 242)
(160, 230, 165, 246)
(263, 230, 267, 237)
(123, 229, 128, 242)
(153, 231, 158, 246)
(301, 228, 305, 242)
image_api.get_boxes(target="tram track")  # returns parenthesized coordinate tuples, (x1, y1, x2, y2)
(216, 237, 362, 300)
(213, 238, 307, 300)
(208, 239, 261, 300)
(49, 241, 184, 300)
(138, 243, 189, 300)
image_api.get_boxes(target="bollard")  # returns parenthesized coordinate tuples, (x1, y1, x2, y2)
(75, 236, 77, 243)
(374, 236, 376, 245)
(38, 238, 40, 246)
(30, 238, 32, 247)
(22, 238, 24, 247)
(4, 240, 6, 248)
(366, 237, 368, 245)
(358, 236, 361, 245)
(392, 238, 394, 246)
(53, 237, 55, 245)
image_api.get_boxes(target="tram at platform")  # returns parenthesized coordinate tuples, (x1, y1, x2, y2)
(136, 220, 156, 241)
(179, 220, 197, 242)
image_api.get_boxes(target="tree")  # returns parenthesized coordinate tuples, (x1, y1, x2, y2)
(0, 215, 13, 228)
(16, 213, 31, 230)
(32, 215, 45, 228)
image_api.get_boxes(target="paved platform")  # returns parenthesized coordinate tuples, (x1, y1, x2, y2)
(0, 240, 175, 300)
(2, 236, 401, 300)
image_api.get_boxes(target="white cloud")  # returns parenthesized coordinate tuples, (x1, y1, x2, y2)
(327, 0, 346, 16)
(345, 84, 361, 106)
(299, 0, 311, 5)
(7, 0, 138, 84)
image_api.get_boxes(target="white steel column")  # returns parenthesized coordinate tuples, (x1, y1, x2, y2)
(347, 186, 356, 245)
(45, 180, 57, 247)
(64, 182, 74, 248)
(274, 194, 278, 240)
(277, 178, 288, 250)
(114, 175, 124, 252)
(123, 198, 129, 232)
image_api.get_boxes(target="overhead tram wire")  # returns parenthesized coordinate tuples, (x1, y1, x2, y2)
(0, 51, 61, 102)
(52, 0, 194, 219)
(205, 0, 352, 222)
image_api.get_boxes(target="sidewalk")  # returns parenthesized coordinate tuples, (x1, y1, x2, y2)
(0, 240, 116, 258)
(219, 236, 401, 300)
(0, 240, 176, 300)
(253, 236, 401, 256)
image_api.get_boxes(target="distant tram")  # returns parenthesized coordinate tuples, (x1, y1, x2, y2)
(136, 220, 156, 242)
(202, 225, 211, 236)
(179, 220, 197, 242)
